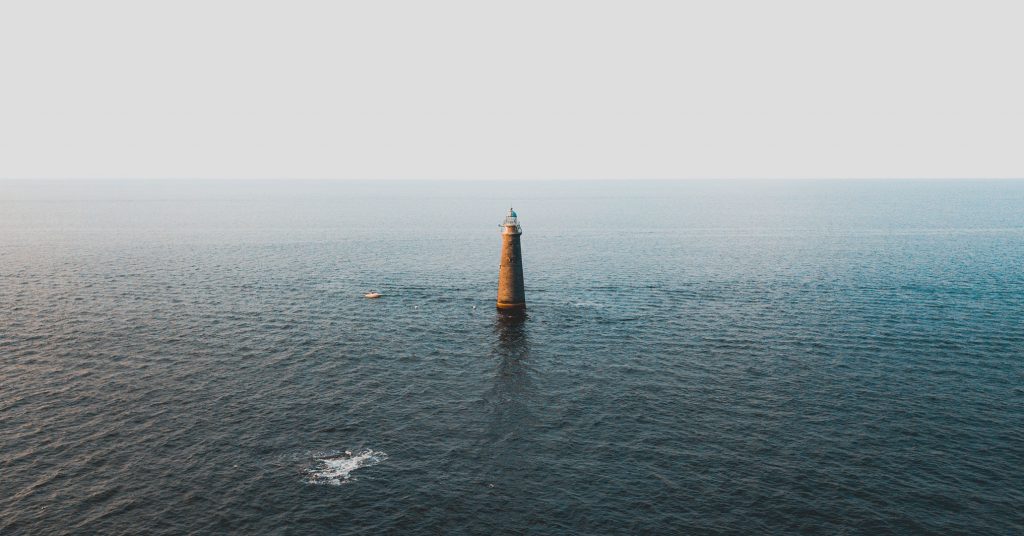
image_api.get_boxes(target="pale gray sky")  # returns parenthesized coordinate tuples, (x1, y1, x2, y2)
(1, 1, 1021, 179)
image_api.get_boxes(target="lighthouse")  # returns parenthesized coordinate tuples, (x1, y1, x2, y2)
(497, 208, 526, 310)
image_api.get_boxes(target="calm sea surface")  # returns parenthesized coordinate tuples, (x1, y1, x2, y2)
(1, 180, 1022, 534)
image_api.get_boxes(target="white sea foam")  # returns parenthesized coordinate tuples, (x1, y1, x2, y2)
(304, 450, 387, 486)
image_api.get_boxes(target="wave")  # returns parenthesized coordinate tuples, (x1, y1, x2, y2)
(303, 449, 387, 486)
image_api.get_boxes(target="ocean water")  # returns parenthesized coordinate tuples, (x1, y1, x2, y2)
(1, 179, 1022, 535)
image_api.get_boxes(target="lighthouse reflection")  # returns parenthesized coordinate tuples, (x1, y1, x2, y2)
(494, 310, 528, 361)
(485, 311, 535, 442)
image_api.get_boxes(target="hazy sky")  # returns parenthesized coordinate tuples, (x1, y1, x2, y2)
(1, 1, 1022, 179)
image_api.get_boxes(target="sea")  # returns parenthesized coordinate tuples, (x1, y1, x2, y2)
(1, 179, 1022, 535)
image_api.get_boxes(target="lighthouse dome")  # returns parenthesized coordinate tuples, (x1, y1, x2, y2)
(501, 208, 522, 233)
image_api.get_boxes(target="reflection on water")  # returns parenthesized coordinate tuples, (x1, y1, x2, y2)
(494, 310, 528, 362)
(479, 311, 536, 526)
(486, 311, 533, 442)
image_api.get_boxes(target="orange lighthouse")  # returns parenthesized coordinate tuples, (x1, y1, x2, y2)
(496, 208, 526, 310)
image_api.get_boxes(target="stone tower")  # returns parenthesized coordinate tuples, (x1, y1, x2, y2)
(496, 208, 526, 310)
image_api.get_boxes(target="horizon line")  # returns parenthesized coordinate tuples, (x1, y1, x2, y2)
(3, 177, 1023, 182)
